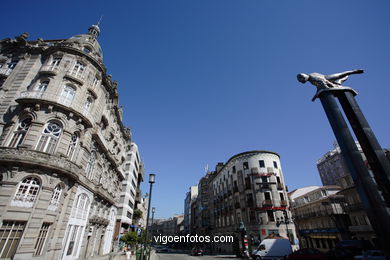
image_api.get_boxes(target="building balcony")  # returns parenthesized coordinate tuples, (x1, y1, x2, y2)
(277, 183, 284, 190)
(39, 64, 60, 75)
(280, 200, 288, 207)
(0, 146, 81, 180)
(258, 183, 272, 190)
(262, 200, 273, 207)
(17, 91, 93, 126)
(65, 70, 86, 85)
(345, 203, 363, 212)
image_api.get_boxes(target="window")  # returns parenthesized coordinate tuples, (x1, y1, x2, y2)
(92, 76, 99, 88)
(72, 61, 85, 77)
(243, 162, 249, 170)
(36, 121, 62, 154)
(83, 96, 93, 114)
(59, 85, 75, 106)
(279, 193, 285, 201)
(48, 185, 62, 211)
(276, 176, 281, 183)
(50, 57, 61, 67)
(66, 132, 79, 160)
(232, 166, 236, 173)
(36, 81, 48, 97)
(259, 160, 265, 168)
(85, 151, 96, 179)
(71, 193, 90, 220)
(264, 192, 271, 200)
(127, 211, 132, 219)
(128, 200, 134, 208)
(83, 46, 92, 54)
(65, 225, 81, 256)
(8, 118, 32, 148)
(273, 161, 278, 169)
(34, 223, 51, 256)
(0, 221, 26, 258)
(11, 177, 40, 208)
(267, 210, 275, 222)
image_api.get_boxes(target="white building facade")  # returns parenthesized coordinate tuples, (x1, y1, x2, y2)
(211, 150, 297, 253)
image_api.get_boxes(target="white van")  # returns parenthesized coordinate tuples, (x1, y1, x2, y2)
(252, 237, 292, 260)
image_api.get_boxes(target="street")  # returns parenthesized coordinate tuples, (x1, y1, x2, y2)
(156, 253, 238, 260)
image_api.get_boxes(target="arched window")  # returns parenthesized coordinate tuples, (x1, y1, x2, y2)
(82, 96, 93, 114)
(11, 177, 40, 208)
(8, 118, 32, 148)
(66, 132, 79, 160)
(35, 80, 48, 97)
(59, 85, 75, 106)
(35, 121, 62, 154)
(85, 151, 96, 179)
(48, 185, 62, 211)
(72, 61, 85, 77)
(71, 193, 90, 220)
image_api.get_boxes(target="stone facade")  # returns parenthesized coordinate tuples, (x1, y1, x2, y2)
(0, 27, 132, 260)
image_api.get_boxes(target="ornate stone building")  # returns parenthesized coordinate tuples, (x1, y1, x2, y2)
(0, 26, 131, 260)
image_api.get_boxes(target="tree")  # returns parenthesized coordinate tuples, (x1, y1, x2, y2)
(133, 209, 143, 222)
(120, 231, 138, 247)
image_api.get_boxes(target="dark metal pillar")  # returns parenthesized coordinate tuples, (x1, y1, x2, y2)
(336, 91, 390, 203)
(318, 91, 390, 254)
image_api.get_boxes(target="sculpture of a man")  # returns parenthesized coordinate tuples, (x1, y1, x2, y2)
(297, 69, 364, 101)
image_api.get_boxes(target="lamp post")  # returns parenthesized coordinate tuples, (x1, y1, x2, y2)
(140, 174, 155, 260)
(148, 207, 155, 260)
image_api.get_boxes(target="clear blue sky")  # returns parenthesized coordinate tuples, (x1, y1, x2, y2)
(3, 0, 390, 219)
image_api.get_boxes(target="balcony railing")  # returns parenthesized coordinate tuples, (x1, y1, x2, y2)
(17, 91, 92, 125)
(262, 200, 273, 206)
(65, 70, 86, 84)
(280, 200, 288, 207)
(277, 183, 284, 190)
(40, 64, 60, 75)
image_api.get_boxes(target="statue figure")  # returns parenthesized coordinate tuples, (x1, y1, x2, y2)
(297, 69, 364, 101)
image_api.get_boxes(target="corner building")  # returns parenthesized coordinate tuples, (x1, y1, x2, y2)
(0, 26, 131, 260)
(211, 151, 297, 253)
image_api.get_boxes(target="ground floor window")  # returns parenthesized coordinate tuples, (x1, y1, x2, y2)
(34, 222, 51, 256)
(0, 221, 26, 258)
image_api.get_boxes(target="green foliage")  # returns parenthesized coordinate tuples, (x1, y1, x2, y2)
(133, 209, 143, 220)
(120, 231, 139, 246)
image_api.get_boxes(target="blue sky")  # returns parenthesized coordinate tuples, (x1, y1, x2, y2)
(3, 0, 390, 219)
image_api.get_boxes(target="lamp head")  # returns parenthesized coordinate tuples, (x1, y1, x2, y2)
(149, 173, 155, 184)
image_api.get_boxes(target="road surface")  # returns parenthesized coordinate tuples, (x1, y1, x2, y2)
(156, 253, 238, 260)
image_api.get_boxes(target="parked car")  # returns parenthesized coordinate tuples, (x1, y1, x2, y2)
(252, 237, 292, 260)
(354, 250, 385, 260)
(190, 247, 204, 256)
(287, 248, 326, 260)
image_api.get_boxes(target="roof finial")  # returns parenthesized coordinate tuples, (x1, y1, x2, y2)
(97, 15, 103, 26)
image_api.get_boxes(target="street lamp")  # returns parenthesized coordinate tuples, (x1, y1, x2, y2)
(140, 174, 155, 260)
